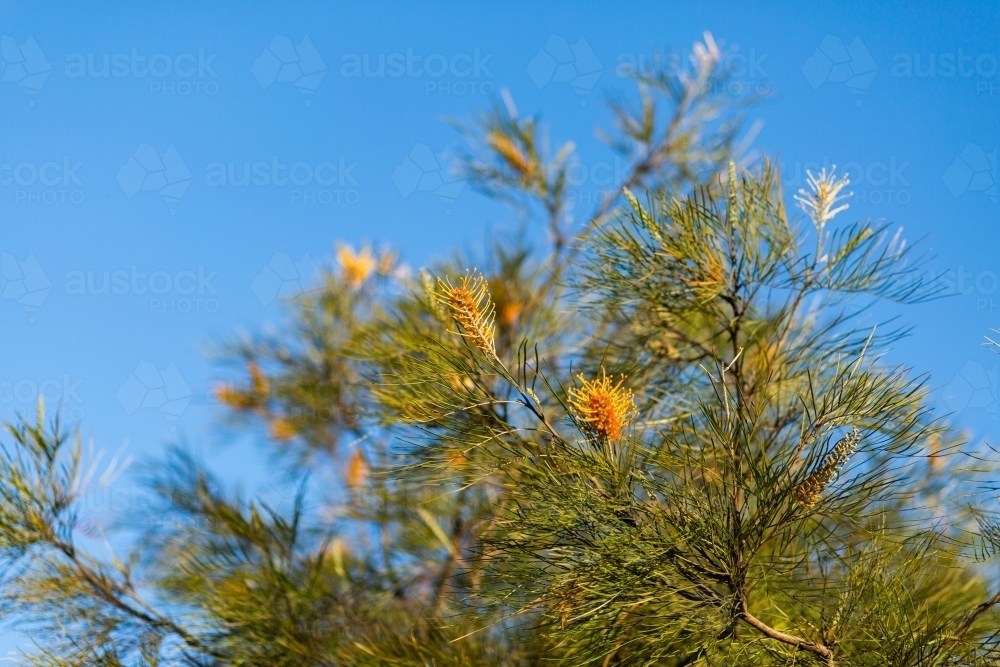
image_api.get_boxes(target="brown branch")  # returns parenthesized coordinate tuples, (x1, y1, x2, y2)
(955, 589, 1000, 638)
(432, 506, 469, 613)
(931, 588, 1000, 664)
(739, 602, 833, 666)
(53, 536, 223, 660)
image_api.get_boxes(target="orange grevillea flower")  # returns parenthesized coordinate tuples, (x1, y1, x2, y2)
(269, 417, 297, 441)
(436, 273, 496, 354)
(488, 130, 534, 181)
(568, 368, 636, 441)
(248, 362, 268, 396)
(215, 384, 257, 411)
(216, 362, 269, 413)
(499, 301, 522, 327)
(337, 244, 376, 289)
(346, 449, 369, 488)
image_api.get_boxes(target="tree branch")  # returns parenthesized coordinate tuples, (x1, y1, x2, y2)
(739, 602, 833, 665)
(931, 588, 1000, 664)
(53, 536, 222, 660)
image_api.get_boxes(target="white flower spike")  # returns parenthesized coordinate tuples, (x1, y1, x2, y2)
(794, 167, 852, 232)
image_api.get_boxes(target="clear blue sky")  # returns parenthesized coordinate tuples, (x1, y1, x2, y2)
(1, 0, 999, 648)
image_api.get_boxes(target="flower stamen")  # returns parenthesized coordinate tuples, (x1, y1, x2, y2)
(794, 167, 852, 232)
(436, 273, 496, 354)
(337, 244, 377, 289)
(794, 427, 861, 508)
(568, 368, 636, 441)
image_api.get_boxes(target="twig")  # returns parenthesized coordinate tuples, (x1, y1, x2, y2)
(739, 601, 834, 666)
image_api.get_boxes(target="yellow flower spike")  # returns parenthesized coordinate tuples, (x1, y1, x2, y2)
(488, 130, 534, 181)
(490, 279, 523, 328)
(499, 301, 522, 327)
(327, 537, 347, 578)
(269, 417, 297, 441)
(217, 365, 265, 411)
(215, 385, 256, 411)
(568, 368, 636, 441)
(346, 449, 369, 489)
(336, 243, 376, 289)
(794, 428, 861, 508)
(435, 273, 496, 355)
(248, 362, 268, 394)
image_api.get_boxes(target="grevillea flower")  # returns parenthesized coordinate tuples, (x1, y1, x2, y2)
(794, 167, 852, 232)
(436, 273, 496, 354)
(269, 417, 296, 441)
(488, 130, 535, 181)
(794, 427, 861, 508)
(215, 384, 256, 410)
(337, 244, 376, 289)
(568, 368, 636, 441)
(216, 362, 269, 412)
(490, 278, 523, 328)
(346, 449, 368, 488)
(248, 362, 268, 396)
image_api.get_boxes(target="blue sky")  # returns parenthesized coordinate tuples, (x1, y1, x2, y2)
(1, 0, 999, 648)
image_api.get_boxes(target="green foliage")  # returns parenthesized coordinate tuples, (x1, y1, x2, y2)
(1, 35, 999, 667)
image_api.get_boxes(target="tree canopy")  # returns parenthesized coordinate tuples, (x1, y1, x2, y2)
(2, 34, 1000, 667)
